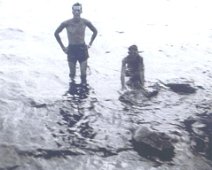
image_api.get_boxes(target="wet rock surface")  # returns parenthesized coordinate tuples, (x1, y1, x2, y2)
(183, 111, 212, 160)
(1, 78, 212, 170)
(158, 80, 198, 94)
(165, 83, 197, 94)
(132, 127, 175, 161)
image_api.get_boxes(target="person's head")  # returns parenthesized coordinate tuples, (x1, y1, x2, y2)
(72, 3, 82, 18)
(128, 45, 138, 55)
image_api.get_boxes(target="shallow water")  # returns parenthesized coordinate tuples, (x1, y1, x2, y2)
(1, 0, 212, 169)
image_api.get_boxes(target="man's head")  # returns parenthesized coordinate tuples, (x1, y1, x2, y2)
(128, 45, 138, 55)
(72, 3, 82, 18)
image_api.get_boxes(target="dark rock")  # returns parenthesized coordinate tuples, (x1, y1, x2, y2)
(183, 112, 212, 160)
(132, 127, 175, 161)
(165, 83, 196, 94)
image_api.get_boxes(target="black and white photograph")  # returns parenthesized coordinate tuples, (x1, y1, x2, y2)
(0, 0, 212, 169)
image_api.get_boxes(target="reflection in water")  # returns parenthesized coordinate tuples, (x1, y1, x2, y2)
(65, 82, 90, 100)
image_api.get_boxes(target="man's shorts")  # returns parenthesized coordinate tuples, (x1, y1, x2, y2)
(67, 44, 89, 63)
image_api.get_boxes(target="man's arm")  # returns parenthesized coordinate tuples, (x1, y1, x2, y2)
(86, 21, 98, 47)
(54, 22, 67, 53)
(121, 59, 126, 90)
(139, 57, 145, 86)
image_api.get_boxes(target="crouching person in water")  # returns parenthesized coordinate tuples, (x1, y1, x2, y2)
(121, 45, 145, 90)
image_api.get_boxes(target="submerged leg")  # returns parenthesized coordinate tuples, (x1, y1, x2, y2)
(80, 60, 87, 84)
(68, 61, 76, 82)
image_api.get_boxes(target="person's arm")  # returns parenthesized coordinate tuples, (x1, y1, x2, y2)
(121, 59, 126, 90)
(86, 21, 98, 47)
(54, 22, 67, 53)
(139, 56, 145, 87)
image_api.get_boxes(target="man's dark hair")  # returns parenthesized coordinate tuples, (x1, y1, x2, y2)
(128, 45, 138, 52)
(72, 2, 82, 9)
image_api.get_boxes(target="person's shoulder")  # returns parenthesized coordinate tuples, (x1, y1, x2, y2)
(137, 54, 143, 59)
(66, 18, 75, 23)
(81, 18, 90, 22)
(81, 18, 92, 24)
(122, 56, 128, 63)
(62, 19, 74, 25)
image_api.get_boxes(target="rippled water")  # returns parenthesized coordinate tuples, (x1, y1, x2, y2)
(1, 0, 212, 169)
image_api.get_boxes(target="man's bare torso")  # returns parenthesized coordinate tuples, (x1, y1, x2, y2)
(63, 18, 89, 45)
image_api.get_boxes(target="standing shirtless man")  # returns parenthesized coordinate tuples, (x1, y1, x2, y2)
(54, 2, 97, 85)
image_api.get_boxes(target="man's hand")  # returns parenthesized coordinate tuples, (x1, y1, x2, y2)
(87, 42, 92, 49)
(62, 46, 68, 54)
